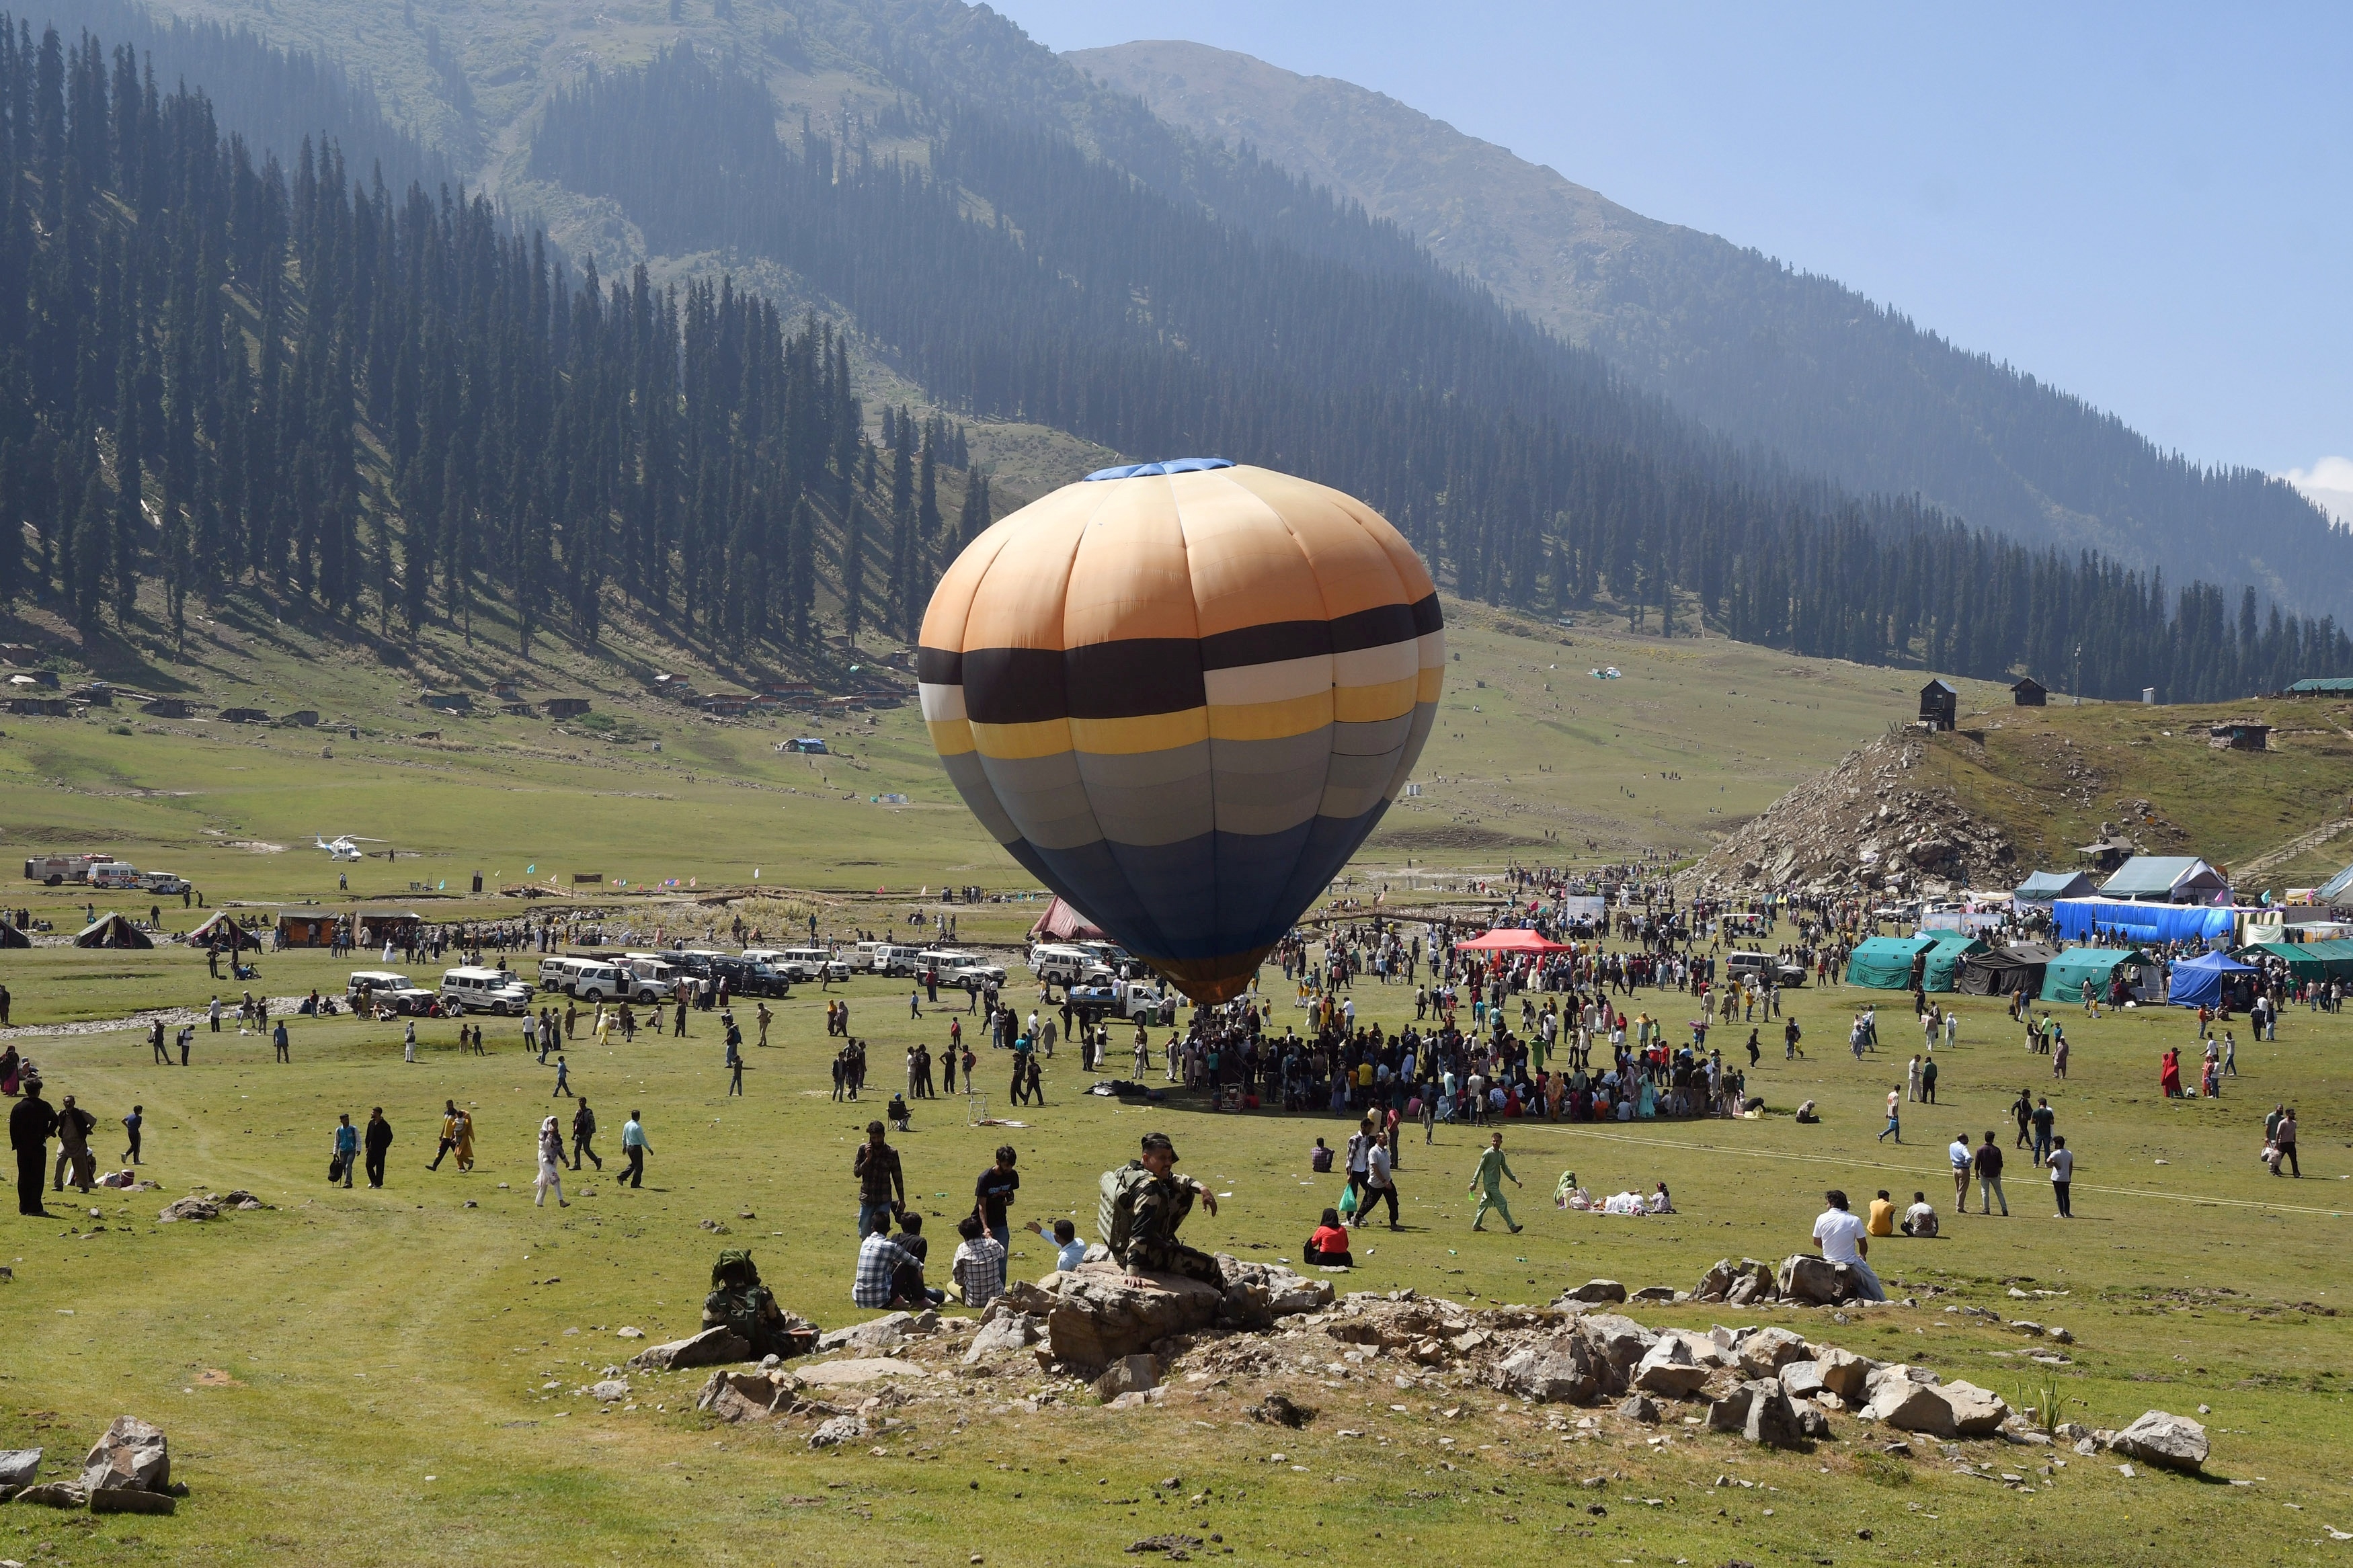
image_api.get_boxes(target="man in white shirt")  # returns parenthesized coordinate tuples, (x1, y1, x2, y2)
(2048, 1136, 2075, 1218)
(1948, 1134, 1972, 1210)
(1359, 1138, 1399, 1229)
(1901, 1190, 1940, 1237)
(1810, 1190, 1888, 1301)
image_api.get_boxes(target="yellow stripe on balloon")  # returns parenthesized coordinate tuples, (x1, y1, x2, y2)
(926, 717, 977, 757)
(1416, 667, 1445, 702)
(1333, 675, 1421, 724)
(1066, 708, 1213, 756)
(1205, 689, 1335, 743)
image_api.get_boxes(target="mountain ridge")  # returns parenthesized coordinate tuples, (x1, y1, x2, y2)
(1070, 38, 2347, 620)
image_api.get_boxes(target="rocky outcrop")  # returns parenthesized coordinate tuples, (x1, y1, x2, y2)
(1215, 1258, 1334, 1327)
(627, 1325, 750, 1372)
(1693, 1258, 1780, 1307)
(1493, 1335, 1599, 1404)
(1778, 1255, 1867, 1307)
(1683, 733, 2016, 897)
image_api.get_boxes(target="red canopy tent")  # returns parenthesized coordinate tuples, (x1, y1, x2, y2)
(1453, 927, 1566, 954)
(1028, 895, 1107, 944)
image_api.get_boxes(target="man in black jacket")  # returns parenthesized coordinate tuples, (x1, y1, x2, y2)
(11, 1077, 56, 1216)
(363, 1108, 393, 1188)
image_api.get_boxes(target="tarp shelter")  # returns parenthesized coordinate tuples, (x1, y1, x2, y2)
(0, 920, 27, 948)
(188, 911, 260, 951)
(73, 911, 151, 949)
(1919, 932, 1987, 991)
(2039, 946, 2153, 1003)
(2241, 939, 2353, 983)
(1454, 927, 1568, 954)
(2166, 949, 2256, 1010)
(356, 910, 422, 948)
(2013, 870, 2095, 903)
(2318, 862, 2353, 903)
(2099, 856, 2230, 904)
(1844, 934, 1940, 989)
(1027, 896, 1107, 944)
(1958, 943, 2054, 997)
(2049, 898, 2237, 946)
(276, 910, 339, 948)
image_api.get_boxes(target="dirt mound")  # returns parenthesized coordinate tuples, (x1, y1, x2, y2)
(1683, 731, 2015, 897)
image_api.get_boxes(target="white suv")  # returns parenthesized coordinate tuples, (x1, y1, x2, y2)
(440, 966, 534, 1016)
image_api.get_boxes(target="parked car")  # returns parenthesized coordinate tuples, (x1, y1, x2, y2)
(346, 969, 414, 1005)
(439, 966, 533, 1015)
(1066, 978, 1171, 1021)
(916, 948, 1004, 985)
(135, 870, 190, 895)
(1029, 944, 1114, 989)
(749, 947, 852, 984)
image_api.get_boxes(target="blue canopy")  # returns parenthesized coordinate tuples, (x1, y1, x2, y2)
(1084, 458, 1234, 481)
(2167, 949, 2255, 1009)
(2050, 898, 2236, 946)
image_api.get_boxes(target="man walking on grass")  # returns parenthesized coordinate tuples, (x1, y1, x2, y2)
(1468, 1130, 1523, 1233)
(621, 1108, 649, 1188)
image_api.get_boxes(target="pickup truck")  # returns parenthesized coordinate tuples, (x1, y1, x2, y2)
(1066, 979, 1172, 1021)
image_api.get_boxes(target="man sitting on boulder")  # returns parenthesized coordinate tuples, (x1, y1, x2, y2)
(1809, 1188, 1888, 1303)
(703, 1249, 816, 1358)
(1104, 1131, 1222, 1287)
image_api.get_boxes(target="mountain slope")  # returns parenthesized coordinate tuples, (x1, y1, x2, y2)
(1071, 39, 2350, 622)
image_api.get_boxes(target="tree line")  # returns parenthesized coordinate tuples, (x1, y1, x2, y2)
(0, 19, 990, 663)
(533, 48, 2349, 702)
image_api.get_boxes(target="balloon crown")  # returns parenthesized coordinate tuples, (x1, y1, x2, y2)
(1082, 457, 1234, 481)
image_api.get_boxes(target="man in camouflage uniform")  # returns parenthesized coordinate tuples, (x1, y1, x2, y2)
(1120, 1131, 1224, 1287)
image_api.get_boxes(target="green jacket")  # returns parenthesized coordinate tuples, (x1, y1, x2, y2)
(1470, 1146, 1517, 1193)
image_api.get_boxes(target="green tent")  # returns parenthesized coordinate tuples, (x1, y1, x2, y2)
(1845, 934, 1940, 989)
(1920, 932, 1988, 992)
(2241, 939, 2353, 983)
(2039, 946, 2152, 1003)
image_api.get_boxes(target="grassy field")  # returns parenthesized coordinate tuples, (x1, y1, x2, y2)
(3, 931, 2350, 1566)
(0, 595, 1998, 935)
(1920, 692, 2353, 896)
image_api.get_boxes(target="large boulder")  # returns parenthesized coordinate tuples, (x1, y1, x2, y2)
(693, 1368, 801, 1421)
(80, 1417, 168, 1496)
(1778, 1254, 1864, 1306)
(1092, 1354, 1160, 1402)
(157, 1196, 218, 1224)
(1631, 1336, 1710, 1398)
(628, 1325, 750, 1372)
(1739, 1327, 1812, 1379)
(1814, 1348, 1878, 1401)
(1571, 1313, 1659, 1389)
(1860, 1375, 1955, 1437)
(0, 1450, 39, 1489)
(817, 1312, 923, 1354)
(1778, 1360, 1825, 1400)
(1693, 1258, 1779, 1305)
(1493, 1335, 1601, 1405)
(2112, 1411, 2210, 1473)
(1215, 1257, 1334, 1327)
(1042, 1264, 1224, 1371)
(962, 1311, 1042, 1365)
(1743, 1380, 1810, 1449)
(1706, 1381, 1758, 1433)
(1555, 1279, 1628, 1305)
(1937, 1380, 2009, 1438)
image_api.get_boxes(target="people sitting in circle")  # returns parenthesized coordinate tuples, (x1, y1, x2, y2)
(1304, 1207, 1353, 1268)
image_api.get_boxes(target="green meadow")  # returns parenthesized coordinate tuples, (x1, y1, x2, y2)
(1, 930, 2348, 1566)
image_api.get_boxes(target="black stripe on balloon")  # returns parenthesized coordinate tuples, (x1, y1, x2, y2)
(954, 593, 1438, 724)
(965, 641, 1207, 723)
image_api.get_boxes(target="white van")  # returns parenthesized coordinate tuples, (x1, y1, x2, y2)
(440, 965, 534, 1015)
(347, 969, 413, 1005)
(1030, 944, 1113, 989)
(617, 954, 680, 988)
(538, 956, 595, 993)
(917, 948, 1004, 985)
(751, 948, 852, 983)
(87, 861, 141, 890)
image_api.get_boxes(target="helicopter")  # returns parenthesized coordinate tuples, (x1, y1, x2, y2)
(315, 834, 387, 862)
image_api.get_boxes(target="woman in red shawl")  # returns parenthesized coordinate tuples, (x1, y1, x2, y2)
(2159, 1046, 2184, 1098)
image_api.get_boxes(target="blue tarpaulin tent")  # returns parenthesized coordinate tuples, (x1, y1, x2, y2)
(2039, 946, 2154, 1003)
(1845, 935, 1940, 989)
(2050, 899, 2237, 946)
(2167, 949, 2255, 1009)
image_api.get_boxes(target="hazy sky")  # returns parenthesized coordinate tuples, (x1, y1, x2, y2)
(996, 1, 2352, 518)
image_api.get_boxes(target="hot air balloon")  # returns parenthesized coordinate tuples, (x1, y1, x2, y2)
(918, 458, 1444, 1002)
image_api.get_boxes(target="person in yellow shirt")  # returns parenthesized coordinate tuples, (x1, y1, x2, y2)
(1866, 1188, 1897, 1237)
